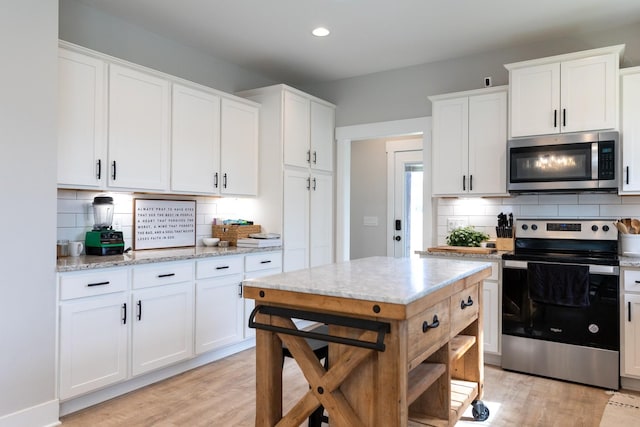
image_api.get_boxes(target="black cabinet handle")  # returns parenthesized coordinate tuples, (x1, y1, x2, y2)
(306, 150, 311, 163)
(627, 166, 630, 185)
(137, 300, 142, 321)
(562, 108, 566, 127)
(313, 151, 317, 164)
(157, 273, 175, 278)
(312, 177, 317, 191)
(223, 173, 227, 189)
(463, 175, 466, 191)
(260, 260, 272, 264)
(111, 161, 117, 180)
(422, 315, 440, 332)
(460, 296, 474, 309)
(238, 283, 243, 297)
(553, 109, 557, 128)
(96, 159, 102, 180)
(629, 301, 632, 322)
(469, 175, 473, 192)
(214, 172, 218, 189)
(122, 303, 127, 324)
(87, 281, 110, 287)
(635, 280, 640, 284)
(306, 177, 311, 190)
(215, 265, 230, 270)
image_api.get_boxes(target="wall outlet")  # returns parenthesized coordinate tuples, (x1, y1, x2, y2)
(447, 218, 467, 231)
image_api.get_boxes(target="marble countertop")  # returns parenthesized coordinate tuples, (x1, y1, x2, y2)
(415, 249, 508, 261)
(243, 256, 491, 305)
(620, 256, 640, 267)
(56, 246, 281, 272)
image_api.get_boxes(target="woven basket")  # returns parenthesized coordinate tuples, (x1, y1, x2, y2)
(212, 224, 261, 246)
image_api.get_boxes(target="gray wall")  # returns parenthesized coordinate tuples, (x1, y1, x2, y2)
(0, 0, 58, 422)
(302, 22, 640, 127)
(59, 0, 277, 94)
(350, 138, 388, 259)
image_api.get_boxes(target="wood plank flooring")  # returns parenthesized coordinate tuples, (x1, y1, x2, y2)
(60, 348, 627, 426)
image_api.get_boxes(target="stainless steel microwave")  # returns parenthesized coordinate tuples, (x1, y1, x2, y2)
(507, 131, 619, 193)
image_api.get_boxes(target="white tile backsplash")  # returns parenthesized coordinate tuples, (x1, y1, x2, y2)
(435, 194, 640, 245)
(57, 190, 257, 250)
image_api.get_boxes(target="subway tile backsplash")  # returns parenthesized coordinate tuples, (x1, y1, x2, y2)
(57, 189, 257, 250)
(436, 194, 640, 245)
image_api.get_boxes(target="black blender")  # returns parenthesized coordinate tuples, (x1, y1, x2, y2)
(85, 196, 125, 255)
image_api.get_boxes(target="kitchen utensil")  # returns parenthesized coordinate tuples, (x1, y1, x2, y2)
(68, 241, 84, 257)
(614, 221, 629, 234)
(57, 240, 69, 258)
(632, 219, 640, 233)
(85, 196, 124, 256)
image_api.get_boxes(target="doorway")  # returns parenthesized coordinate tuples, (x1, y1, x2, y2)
(388, 149, 423, 257)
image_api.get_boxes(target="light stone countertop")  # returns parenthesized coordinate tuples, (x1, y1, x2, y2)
(56, 246, 281, 272)
(243, 256, 492, 305)
(620, 256, 640, 268)
(415, 249, 508, 261)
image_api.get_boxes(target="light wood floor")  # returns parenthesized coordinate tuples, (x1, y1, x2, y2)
(60, 348, 630, 426)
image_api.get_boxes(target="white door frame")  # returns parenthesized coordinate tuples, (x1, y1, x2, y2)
(335, 117, 433, 261)
(386, 141, 423, 257)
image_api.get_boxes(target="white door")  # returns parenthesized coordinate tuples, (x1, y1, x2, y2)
(310, 172, 333, 267)
(283, 168, 311, 272)
(388, 150, 423, 258)
(431, 96, 468, 195)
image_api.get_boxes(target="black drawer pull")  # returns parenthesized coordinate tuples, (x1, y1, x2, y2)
(157, 273, 175, 278)
(216, 266, 230, 270)
(122, 303, 127, 324)
(137, 300, 142, 321)
(635, 280, 640, 284)
(260, 260, 272, 264)
(460, 296, 474, 309)
(87, 281, 110, 287)
(422, 315, 440, 332)
(629, 301, 632, 322)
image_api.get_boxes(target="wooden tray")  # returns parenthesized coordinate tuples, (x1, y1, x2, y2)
(427, 246, 496, 254)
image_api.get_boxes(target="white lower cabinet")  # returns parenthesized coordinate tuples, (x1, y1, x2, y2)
(623, 268, 640, 378)
(58, 268, 129, 400)
(483, 278, 500, 354)
(243, 251, 283, 339)
(195, 256, 244, 354)
(131, 282, 194, 376)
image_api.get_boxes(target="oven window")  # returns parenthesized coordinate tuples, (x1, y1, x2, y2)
(510, 143, 591, 182)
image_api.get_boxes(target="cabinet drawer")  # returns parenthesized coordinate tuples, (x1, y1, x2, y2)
(245, 251, 282, 273)
(59, 268, 129, 300)
(132, 261, 193, 290)
(197, 256, 243, 279)
(624, 269, 640, 293)
(450, 284, 479, 337)
(407, 299, 450, 365)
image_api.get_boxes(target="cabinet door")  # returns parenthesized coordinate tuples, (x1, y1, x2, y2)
(561, 54, 617, 134)
(108, 64, 170, 191)
(509, 63, 560, 137)
(482, 280, 499, 354)
(283, 91, 311, 169)
(624, 293, 640, 377)
(621, 71, 640, 193)
(310, 101, 335, 172)
(468, 91, 507, 195)
(310, 172, 333, 267)
(195, 274, 244, 353)
(171, 84, 220, 194)
(283, 169, 310, 272)
(431, 97, 469, 195)
(131, 282, 194, 376)
(57, 48, 106, 189)
(59, 293, 128, 399)
(220, 98, 259, 196)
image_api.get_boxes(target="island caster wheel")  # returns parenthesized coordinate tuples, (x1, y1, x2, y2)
(472, 399, 489, 421)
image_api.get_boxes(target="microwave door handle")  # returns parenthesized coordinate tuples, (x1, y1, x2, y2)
(592, 143, 598, 180)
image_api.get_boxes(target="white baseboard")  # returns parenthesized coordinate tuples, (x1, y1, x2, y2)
(621, 375, 640, 392)
(0, 399, 60, 427)
(60, 338, 255, 417)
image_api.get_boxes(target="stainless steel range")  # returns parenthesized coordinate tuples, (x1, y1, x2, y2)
(501, 218, 619, 390)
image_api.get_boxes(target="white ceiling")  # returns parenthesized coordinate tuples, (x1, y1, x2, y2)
(76, 0, 640, 84)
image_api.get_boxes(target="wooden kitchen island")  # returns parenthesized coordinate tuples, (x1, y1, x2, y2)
(243, 256, 492, 427)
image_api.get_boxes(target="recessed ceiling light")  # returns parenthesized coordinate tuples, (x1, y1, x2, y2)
(312, 27, 330, 37)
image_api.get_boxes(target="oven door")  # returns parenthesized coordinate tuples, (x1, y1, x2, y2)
(502, 260, 619, 351)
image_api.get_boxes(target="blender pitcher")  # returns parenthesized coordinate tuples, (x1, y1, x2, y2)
(92, 196, 114, 229)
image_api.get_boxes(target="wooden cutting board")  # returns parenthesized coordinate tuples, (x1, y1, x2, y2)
(427, 246, 496, 254)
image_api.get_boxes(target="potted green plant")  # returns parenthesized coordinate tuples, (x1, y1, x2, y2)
(446, 226, 489, 247)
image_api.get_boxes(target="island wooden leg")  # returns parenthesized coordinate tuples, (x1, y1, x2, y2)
(255, 316, 283, 427)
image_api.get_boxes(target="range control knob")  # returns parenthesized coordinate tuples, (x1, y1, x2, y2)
(602, 225, 610, 232)
(531, 224, 538, 231)
(521, 224, 528, 231)
(592, 225, 599, 232)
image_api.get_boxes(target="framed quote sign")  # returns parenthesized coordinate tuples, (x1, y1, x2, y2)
(133, 199, 196, 250)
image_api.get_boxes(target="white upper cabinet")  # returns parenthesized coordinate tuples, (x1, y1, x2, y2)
(310, 101, 335, 172)
(108, 63, 171, 191)
(283, 91, 311, 169)
(621, 67, 640, 194)
(430, 86, 507, 196)
(57, 48, 107, 189)
(506, 45, 623, 138)
(220, 98, 259, 196)
(171, 83, 221, 194)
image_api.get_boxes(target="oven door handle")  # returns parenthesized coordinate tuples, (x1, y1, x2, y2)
(503, 260, 618, 276)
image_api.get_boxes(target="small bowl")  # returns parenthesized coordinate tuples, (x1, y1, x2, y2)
(202, 237, 220, 247)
